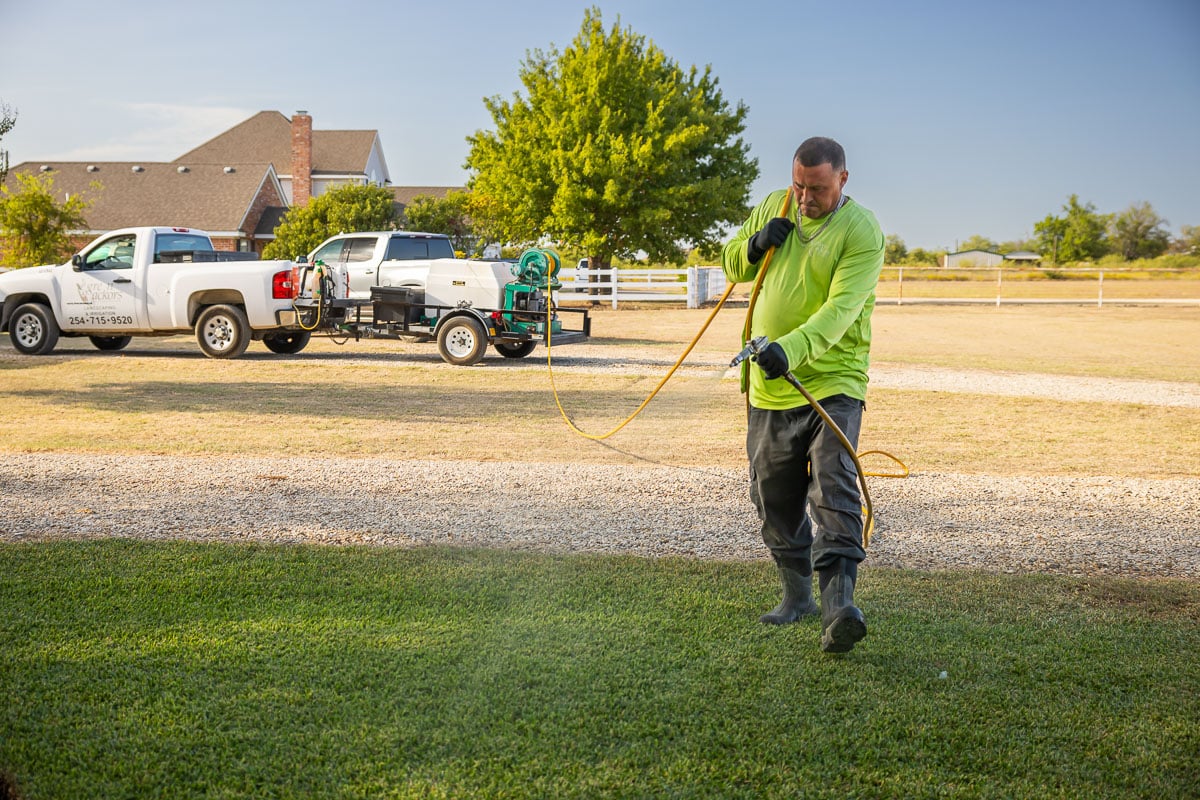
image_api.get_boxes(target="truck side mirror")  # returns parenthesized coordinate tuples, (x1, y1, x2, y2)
(71, 254, 85, 271)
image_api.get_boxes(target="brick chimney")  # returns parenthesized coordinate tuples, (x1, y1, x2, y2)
(290, 110, 313, 207)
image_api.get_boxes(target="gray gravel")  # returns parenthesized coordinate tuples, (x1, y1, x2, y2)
(2, 454, 1197, 577)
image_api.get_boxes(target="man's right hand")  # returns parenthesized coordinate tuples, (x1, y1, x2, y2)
(747, 218, 795, 264)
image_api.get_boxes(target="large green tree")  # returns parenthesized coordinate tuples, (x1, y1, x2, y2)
(0, 171, 93, 267)
(1034, 194, 1110, 263)
(263, 183, 398, 260)
(883, 234, 907, 264)
(1109, 201, 1170, 260)
(465, 7, 758, 270)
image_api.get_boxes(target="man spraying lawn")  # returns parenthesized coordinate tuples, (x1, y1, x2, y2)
(722, 137, 885, 653)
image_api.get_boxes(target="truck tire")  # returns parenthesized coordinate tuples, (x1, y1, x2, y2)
(436, 316, 488, 366)
(89, 335, 132, 352)
(262, 330, 311, 354)
(195, 304, 251, 359)
(494, 340, 537, 359)
(9, 302, 60, 355)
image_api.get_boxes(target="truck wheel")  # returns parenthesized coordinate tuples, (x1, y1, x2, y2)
(9, 303, 60, 355)
(436, 316, 488, 366)
(195, 304, 251, 359)
(89, 335, 132, 352)
(262, 330, 311, 354)
(494, 340, 537, 359)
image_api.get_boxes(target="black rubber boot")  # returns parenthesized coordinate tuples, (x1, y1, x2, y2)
(819, 559, 866, 653)
(760, 565, 819, 625)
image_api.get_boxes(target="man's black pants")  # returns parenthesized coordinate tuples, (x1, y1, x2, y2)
(747, 394, 867, 575)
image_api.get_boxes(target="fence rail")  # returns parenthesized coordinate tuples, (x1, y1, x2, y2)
(555, 267, 727, 308)
(882, 265, 1200, 307)
(551, 265, 1200, 308)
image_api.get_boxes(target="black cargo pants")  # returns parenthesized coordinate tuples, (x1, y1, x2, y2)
(747, 394, 867, 575)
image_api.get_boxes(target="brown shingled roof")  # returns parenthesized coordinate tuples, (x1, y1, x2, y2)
(391, 186, 464, 206)
(174, 111, 378, 176)
(312, 130, 379, 174)
(4, 162, 281, 233)
(174, 111, 291, 169)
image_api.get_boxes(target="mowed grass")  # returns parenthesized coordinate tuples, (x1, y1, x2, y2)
(2, 542, 1198, 800)
(2, 304, 1199, 798)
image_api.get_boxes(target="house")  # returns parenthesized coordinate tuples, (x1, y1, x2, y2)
(1, 110, 462, 255)
(941, 249, 1005, 268)
(1003, 250, 1042, 265)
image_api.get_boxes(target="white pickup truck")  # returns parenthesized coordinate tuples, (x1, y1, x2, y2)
(307, 230, 455, 298)
(0, 227, 309, 358)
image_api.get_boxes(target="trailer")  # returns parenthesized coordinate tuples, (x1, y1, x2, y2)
(290, 248, 590, 365)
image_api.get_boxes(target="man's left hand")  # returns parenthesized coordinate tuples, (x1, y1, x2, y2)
(754, 342, 789, 380)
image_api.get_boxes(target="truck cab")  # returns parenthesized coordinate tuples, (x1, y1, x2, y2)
(1, 227, 303, 358)
(307, 231, 455, 298)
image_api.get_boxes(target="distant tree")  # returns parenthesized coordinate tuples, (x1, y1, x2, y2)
(0, 171, 93, 267)
(0, 101, 15, 183)
(1034, 194, 1110, 263)
(905, 247, 940, 266)
(1174, 224, 1200, 255)
(884, 234, 907, 264)
(996, 238, 1038, 255)
(957, 234, 998, 253)
(1109, 201, 1170, 260)
(465, 7, 758, 271)
(402, 190, 482, 256)
(263, 183, 398, 260)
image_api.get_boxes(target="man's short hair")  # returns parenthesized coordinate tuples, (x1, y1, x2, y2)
(794, 137, 846, 172)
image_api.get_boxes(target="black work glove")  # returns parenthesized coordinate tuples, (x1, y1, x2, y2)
(754, 342, 789, 380)
(746, 218, 795, 264)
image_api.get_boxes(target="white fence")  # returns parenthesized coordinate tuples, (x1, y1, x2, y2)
(884, 266, 1200, 307)
(552, 264, 1199, 308)
(555, 266, 727, 308)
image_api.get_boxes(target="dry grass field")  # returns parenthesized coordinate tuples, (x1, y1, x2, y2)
(1, 304, 1197, 478)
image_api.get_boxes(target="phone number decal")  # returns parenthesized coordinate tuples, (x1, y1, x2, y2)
(68, 315, 135, 326)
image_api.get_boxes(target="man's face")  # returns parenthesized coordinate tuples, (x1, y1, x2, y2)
(791, 161, 849, 219)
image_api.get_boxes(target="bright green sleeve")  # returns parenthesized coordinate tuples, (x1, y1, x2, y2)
(775, 214, 884, 368)
(721, 190, 789, 284)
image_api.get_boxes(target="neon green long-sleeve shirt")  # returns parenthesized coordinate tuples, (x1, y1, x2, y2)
(722, 189, 885, 409)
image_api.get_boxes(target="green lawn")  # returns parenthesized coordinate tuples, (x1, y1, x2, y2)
(2, 542, 1197, 799)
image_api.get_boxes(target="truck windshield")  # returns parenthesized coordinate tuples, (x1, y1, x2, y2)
(154, 234, 214, 262)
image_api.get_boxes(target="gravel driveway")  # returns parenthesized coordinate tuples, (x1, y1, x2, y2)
(2, 352, 1197, 577)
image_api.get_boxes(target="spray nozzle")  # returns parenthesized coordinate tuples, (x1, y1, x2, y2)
(730, 336, 770, 368)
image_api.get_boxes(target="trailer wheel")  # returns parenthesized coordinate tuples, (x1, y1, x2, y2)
(262, 330, 311, 355)
(494, 340, 537, 359)
(195, 304, 251, 359)
(9, 302, 60, 355)
(89, 335, 132, 352)
(437, 316, 488, 366)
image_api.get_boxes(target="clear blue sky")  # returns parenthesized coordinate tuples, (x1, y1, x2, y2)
(3, 0, 1198, 250)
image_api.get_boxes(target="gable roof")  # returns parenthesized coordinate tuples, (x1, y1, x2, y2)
(5, 162, 282, 233)
(173, 110, 379, 177)
(174, 111, 291, 168)
(391, 186, 463, 206)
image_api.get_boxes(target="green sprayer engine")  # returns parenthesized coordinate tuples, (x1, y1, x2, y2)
(502, 248, 563, 335)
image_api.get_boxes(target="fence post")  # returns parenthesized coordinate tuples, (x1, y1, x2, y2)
(1098, 270, 1104, 308)
(687, 267, 698, 309)
(996, 267, 1003, 307)
(611, 269, 618, 310)
(898, 267, 904, 305)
